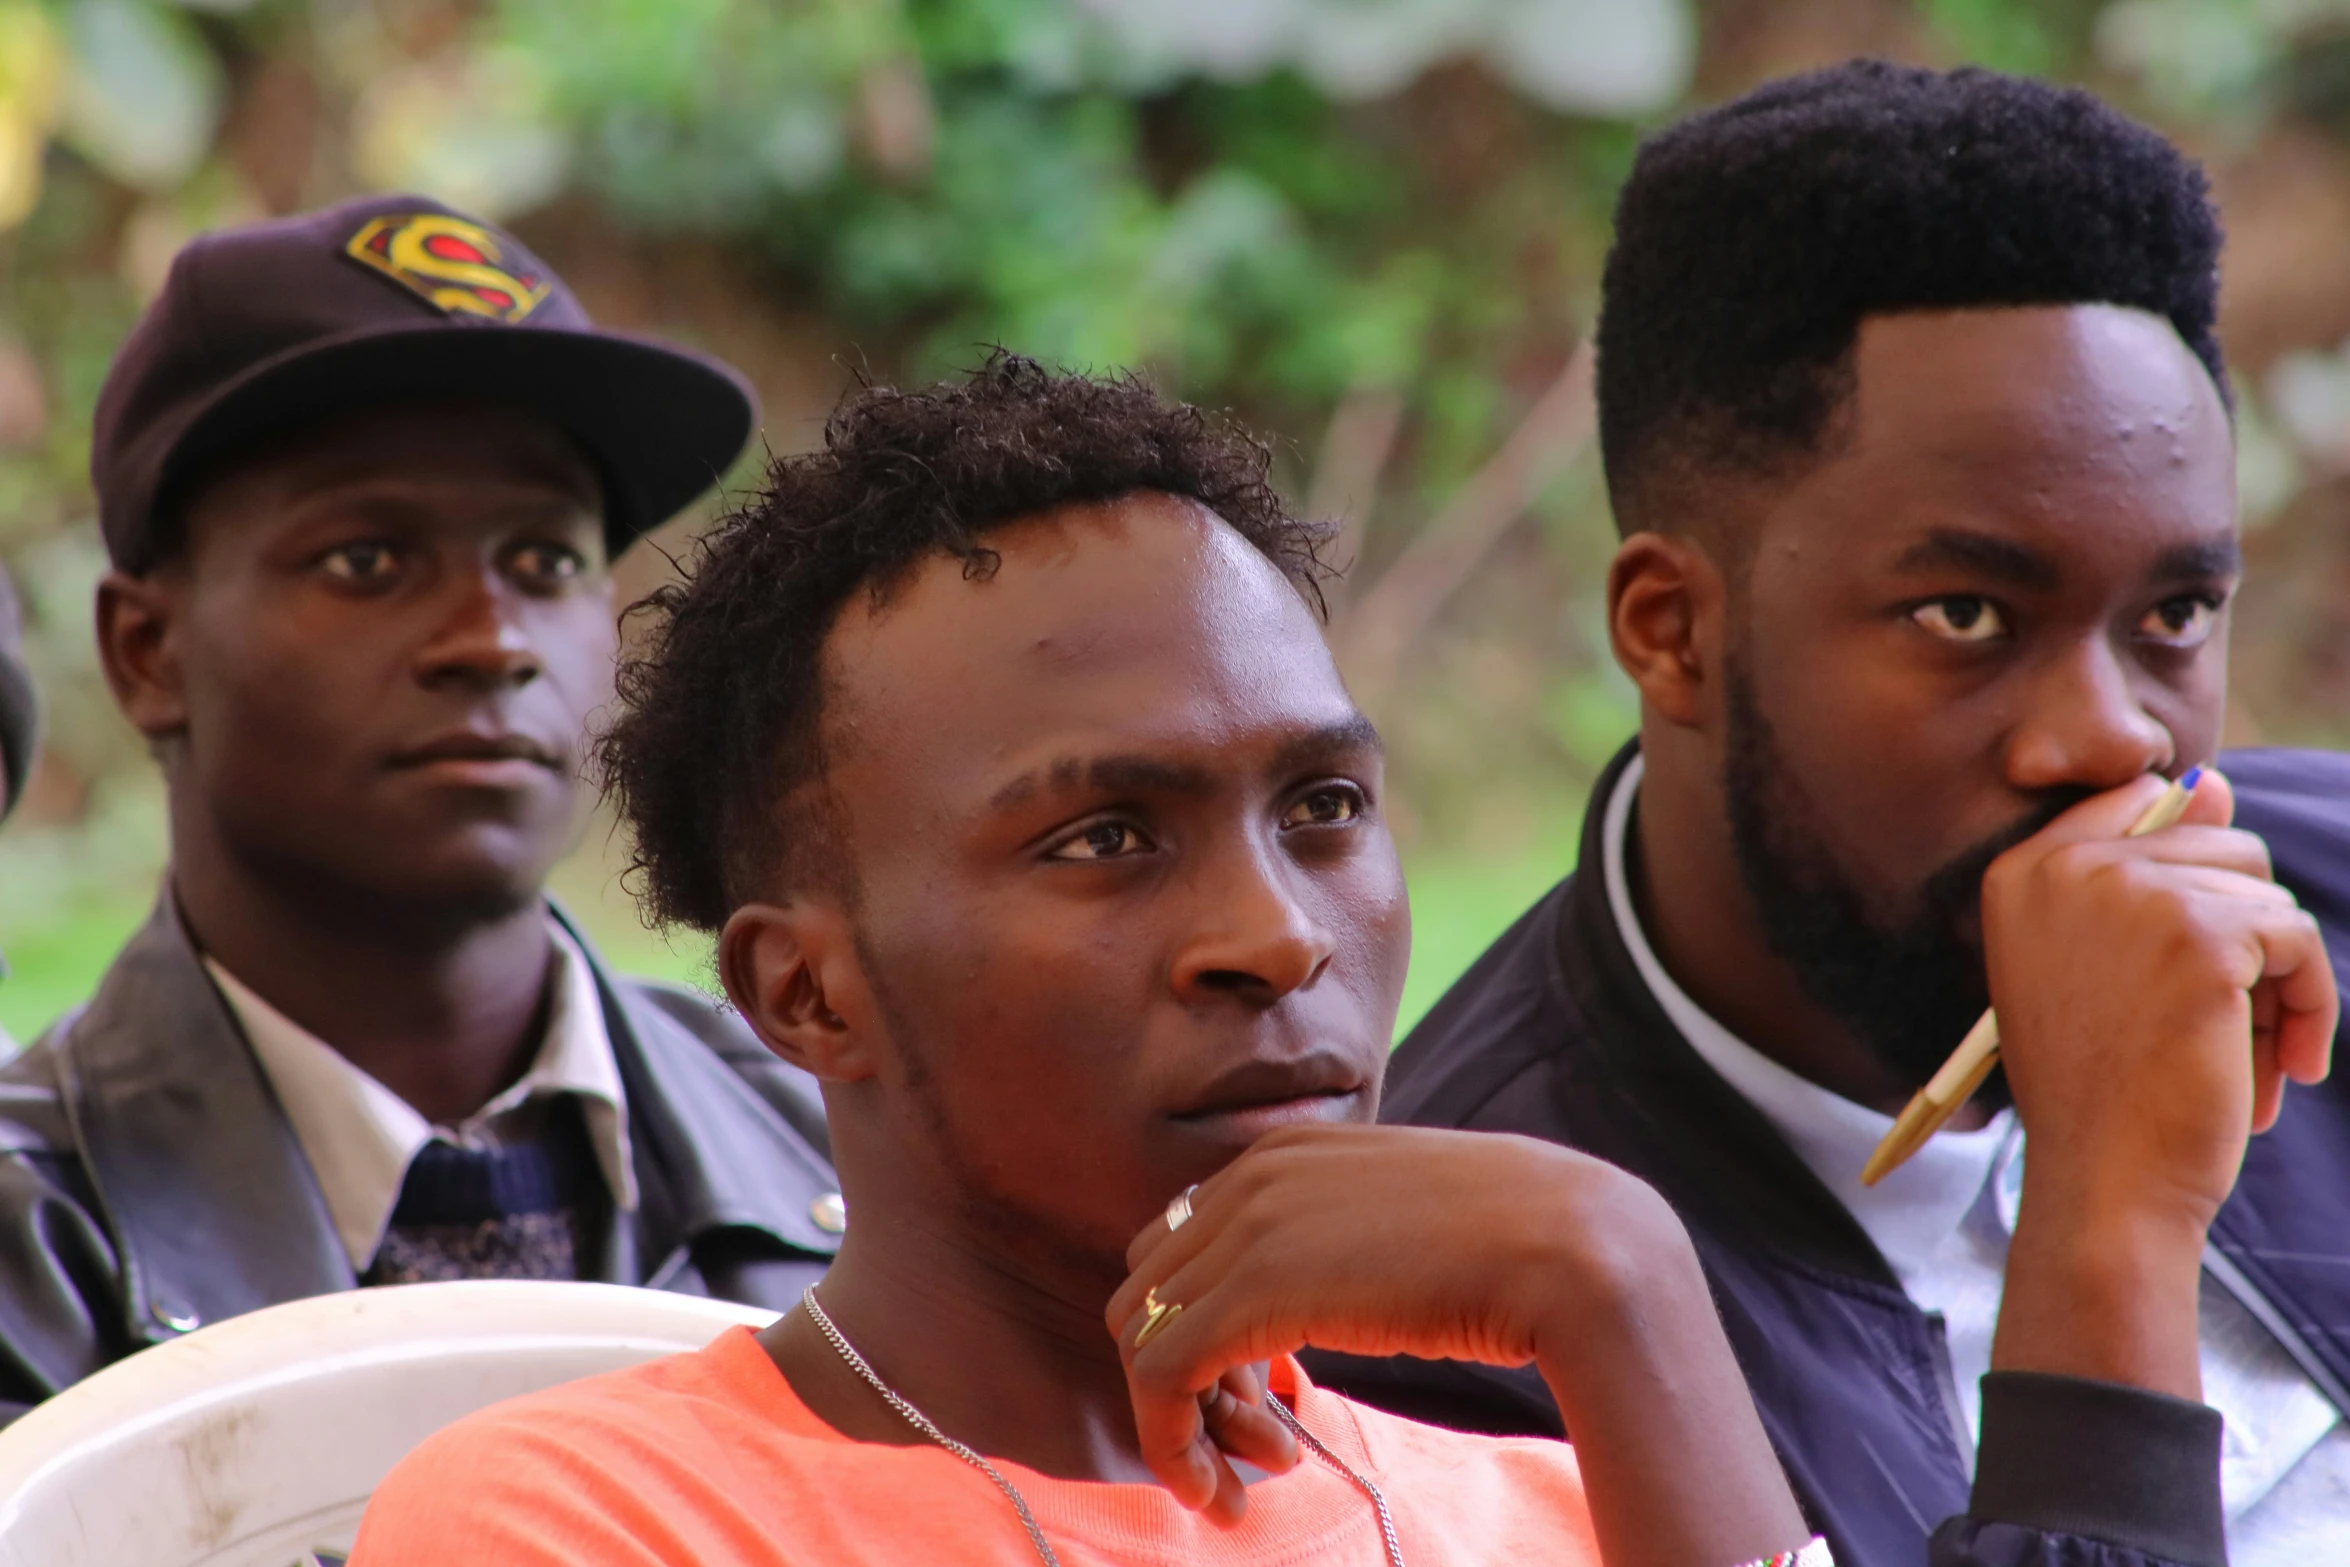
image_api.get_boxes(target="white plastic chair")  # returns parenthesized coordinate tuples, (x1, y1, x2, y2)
(0, 1280, 776, 1567)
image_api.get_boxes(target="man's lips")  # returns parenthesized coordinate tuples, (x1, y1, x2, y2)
(1167, 1053, 1370, 1136)
(386, 731, 565, 785)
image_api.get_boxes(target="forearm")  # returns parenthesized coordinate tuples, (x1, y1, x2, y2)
(1532, 1217, 1808, 1567)
(1963, 1179, 2225, 1567)
(1992, 1178, 2206, 1401)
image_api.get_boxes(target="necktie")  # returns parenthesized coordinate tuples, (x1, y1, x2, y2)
(364, 1095, 604, 1286)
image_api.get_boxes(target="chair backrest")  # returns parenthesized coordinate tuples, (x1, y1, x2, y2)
(0, 1281, 776, 1567)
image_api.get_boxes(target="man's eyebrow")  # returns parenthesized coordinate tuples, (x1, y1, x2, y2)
(989, 754, 1216, 810)
(2149, 537, 2241, 581)
(1890, 529, 2061, 591)
(1268, 714, 1385, 777)
(985, 716, 1382, 812)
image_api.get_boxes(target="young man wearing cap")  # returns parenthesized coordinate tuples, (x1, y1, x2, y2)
(1312, 63, 2350, 1567)
(0, 196, 840, 1418)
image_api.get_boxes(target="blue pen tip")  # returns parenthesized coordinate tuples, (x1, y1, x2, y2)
(2179, 765, 2204, 791)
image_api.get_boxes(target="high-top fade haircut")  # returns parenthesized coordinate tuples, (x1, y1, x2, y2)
(1595, 59, 2227, 538)
(600, 352, 1332, 933)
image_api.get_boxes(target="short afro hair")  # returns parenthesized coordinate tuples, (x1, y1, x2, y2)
(599, 353, 1333, 933)
(1595, 59, 2227, 533)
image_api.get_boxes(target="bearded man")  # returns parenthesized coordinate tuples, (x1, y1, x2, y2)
(1313, 60, 2350, 1567)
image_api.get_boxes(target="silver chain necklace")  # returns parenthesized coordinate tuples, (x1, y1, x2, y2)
(798, 1286, 1407, 1567)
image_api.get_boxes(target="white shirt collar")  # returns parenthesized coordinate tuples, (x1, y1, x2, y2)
(1600, 753, 2019, 1284)
(207, 921, 637, 1271)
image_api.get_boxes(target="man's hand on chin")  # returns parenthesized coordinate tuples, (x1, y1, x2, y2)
(1983, 768, 2338, 1399)
(1110, 1123, 1813, 1567)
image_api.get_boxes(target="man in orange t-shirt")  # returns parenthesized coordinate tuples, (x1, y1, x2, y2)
(354, 356, 1818, 1567)
(356, 353, 2316, 1566)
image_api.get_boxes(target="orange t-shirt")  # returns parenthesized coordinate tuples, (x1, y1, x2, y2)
(352, 1326, 1600, 1567)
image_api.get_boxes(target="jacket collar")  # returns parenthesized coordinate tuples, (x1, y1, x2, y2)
(60, 896, 350, 1344)
(61, 894, 834, 1344)
(1555, 741, 1898, 1284)
(567, 907, 844, 1264)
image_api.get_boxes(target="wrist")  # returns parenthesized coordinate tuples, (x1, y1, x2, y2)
(1994, 1181, 2207, 1400)
(1526, 1179, 1715, 1382)
(2013, 1155, 2216, 1298)
(1520, 1177, 1814, 1565)
(2016, 1128, 2231, 1241)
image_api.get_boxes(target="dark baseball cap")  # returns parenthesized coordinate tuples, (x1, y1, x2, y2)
(0, 562, 34, 823)
(91, 193, 759, 571)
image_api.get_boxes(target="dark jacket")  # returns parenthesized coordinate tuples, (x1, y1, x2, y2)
(1310, 744, 2350, 1567)
(0, 897, 843, 1421)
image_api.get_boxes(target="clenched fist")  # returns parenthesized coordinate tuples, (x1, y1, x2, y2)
(1984, 769, 2337, 1399)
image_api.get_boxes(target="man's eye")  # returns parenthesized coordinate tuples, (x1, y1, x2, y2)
(510, 543, 586, 584)
(320, 542, 400, 582)
(1912, 597, 2008, 643)
(2140, 595, 2221, 648)
(1282, 787, 1363, 829)
(1046, 821, 1152, 862)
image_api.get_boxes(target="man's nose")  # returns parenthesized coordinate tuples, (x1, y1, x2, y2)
(1170, 845, 1339, 1008)
(2001, 637, 2173, 792)
(413, 567, 542, 692)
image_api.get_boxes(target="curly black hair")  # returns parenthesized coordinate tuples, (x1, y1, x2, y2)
(1596, 60, 2227, 534)
(599, 353, 1333, 933)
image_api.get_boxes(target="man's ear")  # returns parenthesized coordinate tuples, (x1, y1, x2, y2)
(1606, 530, 1725, 730)
(717, 900, 880, 1083)
(95, 570, 190, 742)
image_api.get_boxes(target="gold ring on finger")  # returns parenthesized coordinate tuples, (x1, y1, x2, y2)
(1134, 1286, 1183, 1350)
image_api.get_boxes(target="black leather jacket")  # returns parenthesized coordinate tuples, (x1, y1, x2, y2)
(0, 896, 842, 1421)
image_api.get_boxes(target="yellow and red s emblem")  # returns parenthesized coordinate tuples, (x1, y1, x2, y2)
(343, 213, 552, 324)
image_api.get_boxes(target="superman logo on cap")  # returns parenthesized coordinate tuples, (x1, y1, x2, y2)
(343, 213, 552, 324)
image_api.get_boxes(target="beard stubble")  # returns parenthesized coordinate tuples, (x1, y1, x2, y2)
(1717, 657, 2087, 1097)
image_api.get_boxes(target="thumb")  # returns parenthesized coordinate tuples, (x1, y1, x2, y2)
(2173, 765, 2234, 831)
